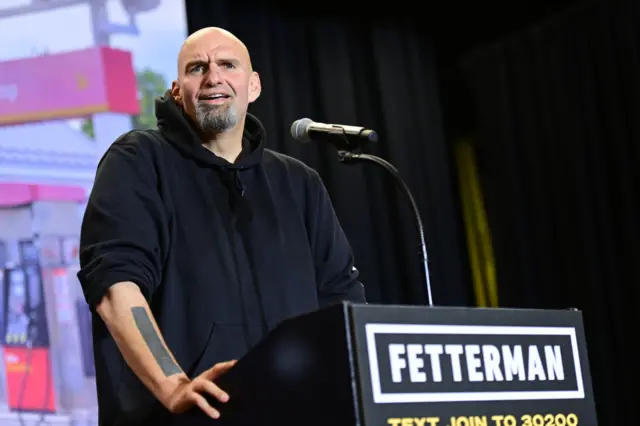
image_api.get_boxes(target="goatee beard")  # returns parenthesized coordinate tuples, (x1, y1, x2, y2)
(195, 102, 238, 134)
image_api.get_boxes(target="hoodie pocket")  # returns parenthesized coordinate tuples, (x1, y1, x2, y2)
(189, 322, 258, 377)
(183, 318, 217, 378)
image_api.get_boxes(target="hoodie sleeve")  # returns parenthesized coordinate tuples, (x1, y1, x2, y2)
(307, 169, 366, 307)
(77, 134, 169, 311)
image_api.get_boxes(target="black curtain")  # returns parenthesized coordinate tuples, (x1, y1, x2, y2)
(459, 0, 638, 423)
(183, 1, 472, 307)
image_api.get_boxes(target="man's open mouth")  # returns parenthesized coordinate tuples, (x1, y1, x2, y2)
(200, 94, 230, 100)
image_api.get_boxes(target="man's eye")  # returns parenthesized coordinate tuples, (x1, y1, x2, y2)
(221, 62, 235, 69)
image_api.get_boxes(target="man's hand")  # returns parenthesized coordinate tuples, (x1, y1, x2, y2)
(162, 360, 237, 419)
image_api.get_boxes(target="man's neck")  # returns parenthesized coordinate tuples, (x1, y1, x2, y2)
(202, 127, 244, 163)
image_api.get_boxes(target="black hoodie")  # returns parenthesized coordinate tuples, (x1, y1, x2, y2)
(77, 91, 366, 425)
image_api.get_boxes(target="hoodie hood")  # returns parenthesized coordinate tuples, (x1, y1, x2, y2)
(155, 90, 265, 170)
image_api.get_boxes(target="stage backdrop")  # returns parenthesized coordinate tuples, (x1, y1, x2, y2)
(459, 0, 638, 424)
(0, 1, 189, 423)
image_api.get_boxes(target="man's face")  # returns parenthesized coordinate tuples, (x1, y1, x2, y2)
(172, 32, 260, 134)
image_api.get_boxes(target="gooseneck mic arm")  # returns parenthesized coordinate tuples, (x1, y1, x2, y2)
(291, 118, 434, 306)
(337, 151, 434, 307)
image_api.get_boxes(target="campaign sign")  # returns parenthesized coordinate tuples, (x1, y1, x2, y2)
(349, 305, 597, 426)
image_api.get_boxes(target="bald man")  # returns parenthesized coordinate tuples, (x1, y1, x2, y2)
(77, 27, 365, 425)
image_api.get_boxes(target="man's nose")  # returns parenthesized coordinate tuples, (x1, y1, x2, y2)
(204, 65, 224, 86)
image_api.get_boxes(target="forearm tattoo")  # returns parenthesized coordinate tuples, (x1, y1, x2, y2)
(131, 307, 182, 376)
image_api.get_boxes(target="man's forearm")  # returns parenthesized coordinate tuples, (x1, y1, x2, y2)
(96, 281, 186, 404)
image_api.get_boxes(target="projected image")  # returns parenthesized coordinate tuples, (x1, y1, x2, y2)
(0, 0, 187, 188)
(0, 0, 187, 423)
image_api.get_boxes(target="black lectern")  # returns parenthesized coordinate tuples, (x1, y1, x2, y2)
(188, 303, 598, 426)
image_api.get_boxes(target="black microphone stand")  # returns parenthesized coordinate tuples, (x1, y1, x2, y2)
(337, 149, 434, 307)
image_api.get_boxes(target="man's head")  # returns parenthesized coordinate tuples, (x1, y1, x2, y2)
(171, 27, 261, 135)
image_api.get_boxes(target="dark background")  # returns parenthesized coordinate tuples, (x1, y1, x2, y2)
(183, 0, 634, 424)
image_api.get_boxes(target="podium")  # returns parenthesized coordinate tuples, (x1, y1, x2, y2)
(190, 302, 598, 426)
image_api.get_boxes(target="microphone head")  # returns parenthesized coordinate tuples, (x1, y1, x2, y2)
(290, 118, 314, 143)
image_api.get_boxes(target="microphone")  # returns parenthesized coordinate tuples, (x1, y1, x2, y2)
(290, 118, 378, 151)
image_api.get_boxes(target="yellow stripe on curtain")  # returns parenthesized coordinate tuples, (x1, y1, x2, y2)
(454, 139, 499, 307)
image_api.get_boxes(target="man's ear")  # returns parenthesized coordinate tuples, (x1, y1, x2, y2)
(171, 80, 182, 105)
(248, 72, 262, 103)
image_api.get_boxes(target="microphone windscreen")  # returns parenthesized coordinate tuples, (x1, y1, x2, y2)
(290, 118, 313, 142)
